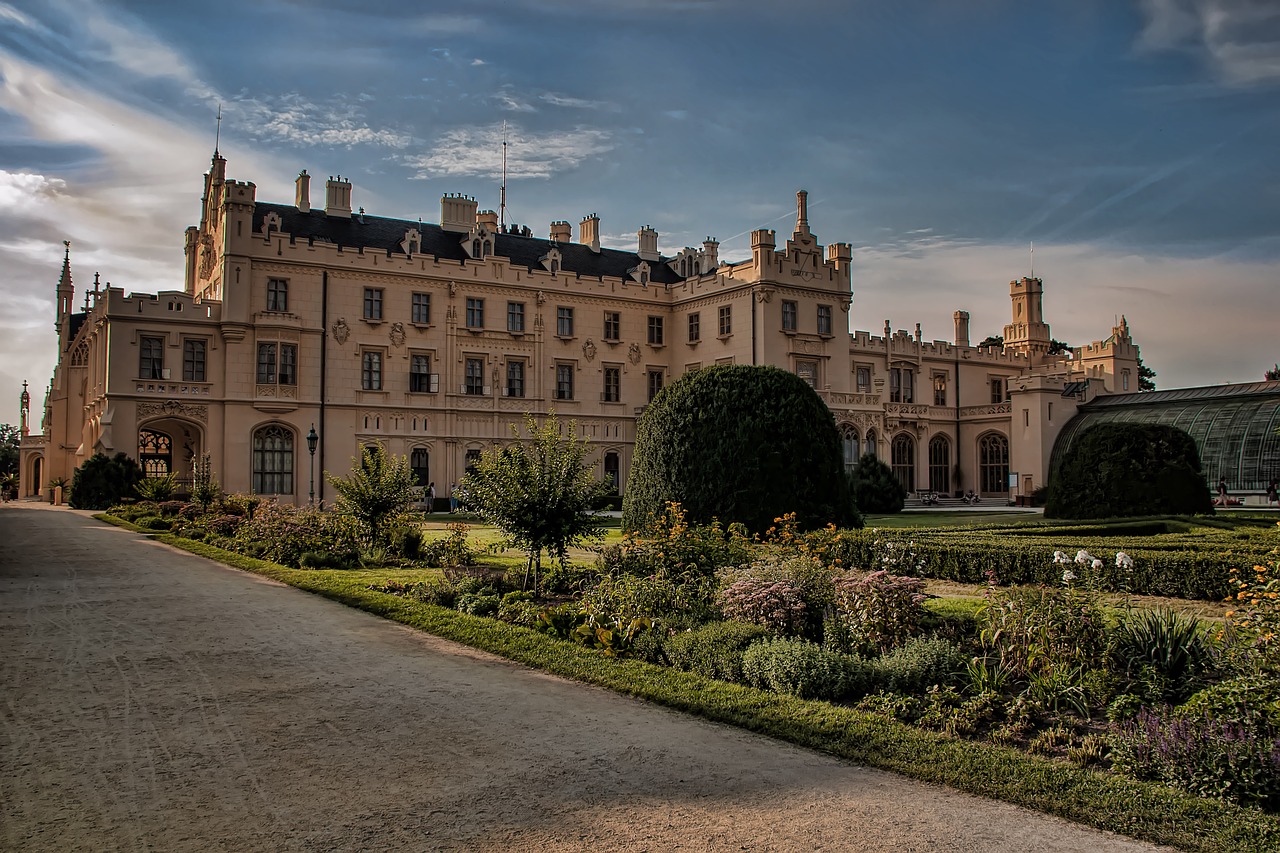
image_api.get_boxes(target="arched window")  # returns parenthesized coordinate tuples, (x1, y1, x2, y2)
(928, 435, 950, 494)
(891, 434, 915, 492)
(864, 428, 877, 459)
(979, 433, 1009, 495)
(138, 429, 172, 477)
(252, 425, 294, 495)
(410, 448, 429, 487)
(604, 451, 620, 493)
(841, 426, 859, 473)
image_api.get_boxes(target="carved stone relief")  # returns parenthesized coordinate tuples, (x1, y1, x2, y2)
(332, 318, 350, 345)
(137, 401, 209, 424)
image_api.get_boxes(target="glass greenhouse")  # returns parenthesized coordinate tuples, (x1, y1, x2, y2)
(1050, 382, 1280, 492)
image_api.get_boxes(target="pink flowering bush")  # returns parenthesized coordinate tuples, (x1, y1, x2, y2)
(230, 500, 360, 568)
(832, 570, 927, 654)
(717, 578, 807, 636)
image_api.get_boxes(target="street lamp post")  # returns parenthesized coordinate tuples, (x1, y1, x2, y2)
(307, 424, 319, 505)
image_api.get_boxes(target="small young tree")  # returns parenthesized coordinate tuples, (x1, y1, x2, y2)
(69, 452, 144, 510)
(327, 443, 418, 546)
(190, 452, 221, 509)
(848, 454, 907, 514)
(461, 411, 611, 592)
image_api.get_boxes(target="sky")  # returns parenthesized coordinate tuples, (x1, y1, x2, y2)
(1, 0, 1278, 426)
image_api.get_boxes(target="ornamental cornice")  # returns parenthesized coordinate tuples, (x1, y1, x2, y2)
(137, 401, 209, 423)
(959, 402, 1013, 417)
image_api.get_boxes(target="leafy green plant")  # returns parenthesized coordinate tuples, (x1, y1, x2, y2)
(327, 443, 418, 546)
(461, 411, 611, 592)
(600, 501, 753, 578)
(831, 570, 927, 654)
(979, 584, 1108, 680)
(873, 635, 967, 694)
(741, 637, 869, 701)
(664, 620, 771, 683)
(190, 452, 220, 509)
(1112, 606, 1214, 703)
(135, 473, 178, 501)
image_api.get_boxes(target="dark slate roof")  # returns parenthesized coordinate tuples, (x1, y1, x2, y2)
(253, 202, 684, 285)
(1083, 381, 1280, 408)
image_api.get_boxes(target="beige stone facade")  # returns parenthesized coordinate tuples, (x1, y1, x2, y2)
(19, 153, 1140, 505)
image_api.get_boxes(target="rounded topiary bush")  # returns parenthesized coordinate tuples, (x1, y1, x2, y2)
(848, 453, 907, 514)
(1045, 423, 1213, 519)
(622, 365, 860, 533)
(69, 452, 144, 510)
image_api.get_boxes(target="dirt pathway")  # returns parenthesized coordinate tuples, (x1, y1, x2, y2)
(0, 503, 1168, 852)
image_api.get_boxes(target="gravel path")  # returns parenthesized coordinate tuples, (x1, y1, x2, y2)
(0, 503, 1169, 852)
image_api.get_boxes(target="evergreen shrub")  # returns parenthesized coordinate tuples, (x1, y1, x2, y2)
(1045, 423, 1213, 519)
(741, 637, 871, 700)
(623, 365, 860, 533)
(848, 454, 907, 513)
(69, 452, 144, 510)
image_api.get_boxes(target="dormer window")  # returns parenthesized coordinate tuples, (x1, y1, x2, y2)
(472, 239, 482, 257)
(401, 228, 422, 257)
(540, 247, 562, 275)
(629, 261, 651, 286)
(260, 211, 282, 238)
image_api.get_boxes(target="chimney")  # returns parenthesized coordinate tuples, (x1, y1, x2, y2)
(579, 213, 600, 253)
(441, 194, 479, 233)
(954, 310, 970, 348)
(549, 220, 572, 242)
(324, 175, 352, 218)
(295, 170, 311, 213)
(750, 229, 775, 266)
(702, 236, 719, 269)
(637, 226, 659, 262)
(477, 209, 498, 230)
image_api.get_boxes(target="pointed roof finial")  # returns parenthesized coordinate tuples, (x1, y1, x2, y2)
(59, 240, 72, 287)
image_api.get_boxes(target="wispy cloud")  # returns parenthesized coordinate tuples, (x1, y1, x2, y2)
(230, 93, 412, 148)
(539, 92, 616, 110)
(1137, 0, 1280, 85)
(493, 89, 536, 113)
(404, 124, 614, 180)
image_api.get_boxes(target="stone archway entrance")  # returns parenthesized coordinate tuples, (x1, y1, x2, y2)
(137, 419, 203, 487)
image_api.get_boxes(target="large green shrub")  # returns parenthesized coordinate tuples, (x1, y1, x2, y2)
(741, 637, 870, 701)
(623, 365, 860, 533)
(664, 620, 771, 683)
(848, 454, 907, 513)
(69, 452, 143, 510)
(1045, 423, 1213, 519)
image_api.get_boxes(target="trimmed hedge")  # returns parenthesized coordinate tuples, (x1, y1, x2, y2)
(623, 365, 860, 533)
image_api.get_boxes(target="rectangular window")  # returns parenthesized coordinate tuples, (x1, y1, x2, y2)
(279, 344, 297, 385)
(363, 287, 383, 320)
(782, 300, 797, 331)
(990, 377, 1005, 404)
(361, 350, 382, 390)
(718, 305, 732, 337)
(890, 367, 914, 403)
(410, 354, 432, 392)
(603, 366, 621, 402)
(603, 311, 620, 341)
(557, 306, 575, 337)
(140, 336, 164, 379)
(507, 301, 525, 332)
(465, 357, 485, 395)
(817, 304, 832, 336)
(856, 366, 872, 394)
(933, 373, 947, 406)
(555, 363, 574, 400)
(797, 361, 817, 388)
(688, 312, 701, 342)
(256, 342, 276, 384)
(182, 339, 206, 382)
(267, 278, 288, 312)
(466, 297, 484, 329)
(411, 292, 431, 325)
(506, 360, 525, 398)
(647, 316, 664, 345)
(647, 369, 664, 401)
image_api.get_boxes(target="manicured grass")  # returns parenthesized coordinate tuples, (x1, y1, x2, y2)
(99, 513, 1280, 853)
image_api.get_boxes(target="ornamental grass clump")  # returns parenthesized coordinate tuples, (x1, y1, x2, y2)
(831, 570, 927, 655)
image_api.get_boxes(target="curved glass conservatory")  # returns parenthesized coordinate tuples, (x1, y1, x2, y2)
(1050, 382, 1280, 492)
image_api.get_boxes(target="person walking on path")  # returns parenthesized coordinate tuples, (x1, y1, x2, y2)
(1215, 476, 1229, 507)
(1267, 477, 1278, 508)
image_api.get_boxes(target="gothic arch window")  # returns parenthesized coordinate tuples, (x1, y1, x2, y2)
(138, 428, 172, 477)
(928, 435, 951, 494)
(252, 424, 294, 495)
(472, 239, 482, 258)
(604, 451, 620, 493)
(979, 432, 1009, 496)
(891, 434, 915, 492)
(410, 447, 429, 487)
(864, 428, 877, 459)
(841, 426, 860, 473)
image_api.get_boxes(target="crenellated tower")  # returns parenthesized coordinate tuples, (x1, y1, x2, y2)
(1003, 276, 1051, 356)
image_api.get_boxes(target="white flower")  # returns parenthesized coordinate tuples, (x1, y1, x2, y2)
(1062, 570, 1077, 584)
(1053, 551, 1069, 564)
(1075, 550, 1092, 565)
(1092, 559, 1104, 570)
(1116, 552, 1134, 570)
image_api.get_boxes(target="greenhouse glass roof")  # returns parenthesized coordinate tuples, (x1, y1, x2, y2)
(1050, 382, 1280, 491)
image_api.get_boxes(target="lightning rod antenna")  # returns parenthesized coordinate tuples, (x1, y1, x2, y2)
(215, 104, 222, 154)
(1030, 240, 1034, 278)
(500, 121, 508, 230)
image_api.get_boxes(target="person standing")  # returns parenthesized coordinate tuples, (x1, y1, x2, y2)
(1267, 477, 1278, 508)
(449, 482, 458, 513)
(1216, 476, 1228, 507)
(426, 482, 436, 513)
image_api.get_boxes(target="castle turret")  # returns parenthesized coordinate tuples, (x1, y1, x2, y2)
(1003, 276, 1051, 355)
(55, 241, 73, 347)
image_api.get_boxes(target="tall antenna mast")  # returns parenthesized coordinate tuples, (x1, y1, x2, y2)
(1030, 240, 1034, 278)
(215, 104, 222, 154)
(500, 120, 508, 230)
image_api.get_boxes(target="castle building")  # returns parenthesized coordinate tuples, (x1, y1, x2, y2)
(18, 152, 1142, 504)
